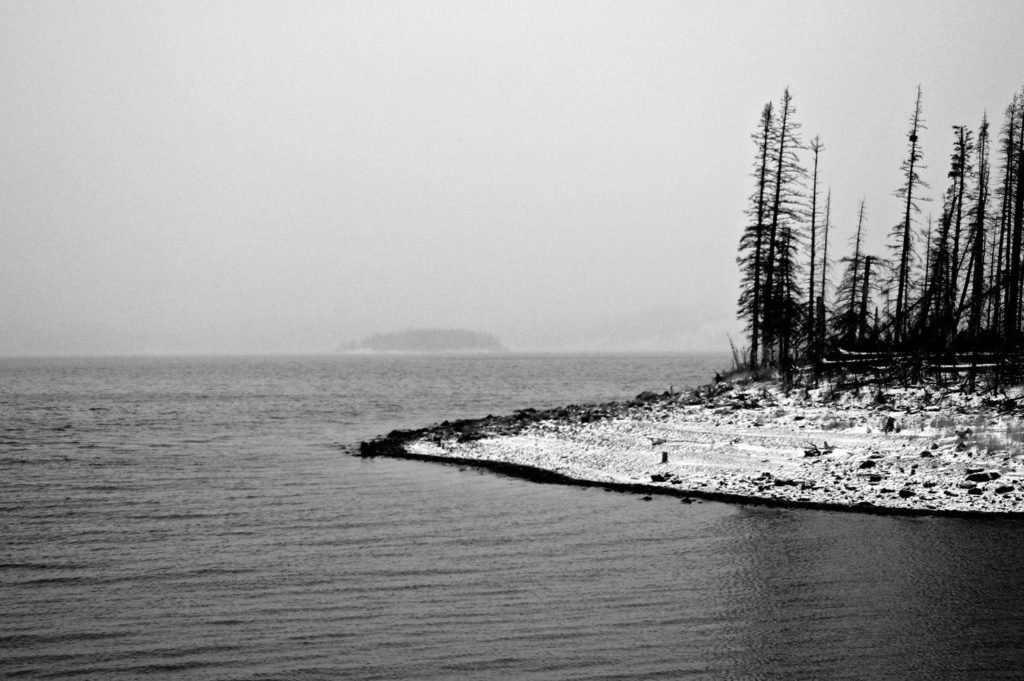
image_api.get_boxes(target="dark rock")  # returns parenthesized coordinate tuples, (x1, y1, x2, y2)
(869, 474, 883, 483)
(772, 478, 798, 487)
(923, 481, 937, 488)
(635, 391, 661, 403)
(650, 473, 669, 483)
(858, 460, 877, 469)
(967, 487, 984, 495)
(898, 489, 916, 498)
(881, 488, 896, 494)
(995, 485, 1015, 494)
(920, 450, 934, 458)
(457, 425, 486, 442)
(641, 496, 653, 501)
(966, 471, 1000, 482)
(883, 416, 896, 433)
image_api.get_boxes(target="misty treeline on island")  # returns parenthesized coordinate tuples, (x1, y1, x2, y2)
(737, 85, 1024, 379)
(346, 329, 504, 353)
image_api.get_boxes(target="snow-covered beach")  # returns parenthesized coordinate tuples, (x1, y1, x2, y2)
(361, 379, 1024, 517)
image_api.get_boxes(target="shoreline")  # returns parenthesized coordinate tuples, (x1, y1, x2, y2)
(358, 379, 1024, 518)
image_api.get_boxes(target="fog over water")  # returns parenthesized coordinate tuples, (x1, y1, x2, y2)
(2, 1, 1022, 355)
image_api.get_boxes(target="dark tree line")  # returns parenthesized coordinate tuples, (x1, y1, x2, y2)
(737, 86, 1024, 376)
(737, 88, 806, 373)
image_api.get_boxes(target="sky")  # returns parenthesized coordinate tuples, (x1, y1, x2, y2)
(2, 0, 1022, 355)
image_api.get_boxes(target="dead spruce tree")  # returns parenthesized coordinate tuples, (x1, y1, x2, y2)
(806, 137, 824, 359)
(817, 188, 833, 354)
(890, 86, 928, 345)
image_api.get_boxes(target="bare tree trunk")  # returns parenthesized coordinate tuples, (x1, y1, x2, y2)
(748, 104, 773, 370)
(895, 87, 924, 344)
(860, 256, 872, 343)
(807, 138, 822, 358)
(846, 200, 866, 344)
(818, 189, 832, 356)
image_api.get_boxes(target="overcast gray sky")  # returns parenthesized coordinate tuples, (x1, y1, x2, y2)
(2, 0, 1022, 355)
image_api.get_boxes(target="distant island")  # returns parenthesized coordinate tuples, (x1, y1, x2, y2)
(349, 329, 504, 353)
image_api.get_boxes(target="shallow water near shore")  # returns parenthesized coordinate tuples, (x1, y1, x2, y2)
(3, 354, 1024, 679)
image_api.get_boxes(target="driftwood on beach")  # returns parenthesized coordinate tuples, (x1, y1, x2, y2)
(815, 350, 1024, 390)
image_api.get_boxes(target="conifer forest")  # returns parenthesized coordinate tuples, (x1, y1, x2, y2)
(737, 86, 1024, 384)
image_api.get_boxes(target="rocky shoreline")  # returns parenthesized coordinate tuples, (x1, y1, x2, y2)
(358, 379, 1024, 518)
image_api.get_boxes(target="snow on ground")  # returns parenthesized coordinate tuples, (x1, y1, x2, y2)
(402, 381, 1024, 515)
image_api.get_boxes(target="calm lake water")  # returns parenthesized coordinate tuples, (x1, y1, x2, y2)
(3, 354, 1023, 679)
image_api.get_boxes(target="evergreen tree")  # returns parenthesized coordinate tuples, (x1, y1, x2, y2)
(993, 94, 1020, 335)
(947, 125, 974, 313)
(1007, 92, 1024, 346)
(737, 102, 775, 369)
(967, 115, 990, 342)
(761, 88, 806, 370)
